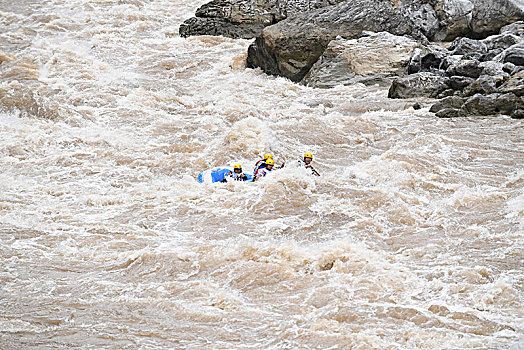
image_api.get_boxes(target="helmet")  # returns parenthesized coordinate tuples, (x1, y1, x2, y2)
(263, 153, 273, 160)
(304, 152, 313, 159)
(233, 164, 242, 170)
(266, 159, 275, 166)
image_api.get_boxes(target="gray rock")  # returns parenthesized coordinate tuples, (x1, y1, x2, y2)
(449, 37, 487, 55)
(429, 95, 466, 112)
(436, 108, 466, 118)
(302, 32, 421, 88)
(441, 55, 464, 70)
(247, 0, 441, 82)
(462, 92, 520, 115)
(244, 0, 524, 82)
(388, 72, 450, 98)
(179, 0, 346, 39)
(437, 89, 456, 98)
(480, 48, 504, 62)
(407, 48, 424, 74)
(501, 43, 524, 65)
(408, 44, 450, 73)
(511, 108, 524, 118)
(463, 52, 483, 61)
(503, 61, 517, 73)
(446, 59, 482, 78)
(449, 75, 475, 90)
(500, 20, 524, 37)
(479, 61, 506, 76)
(434, 0, 524, 40)
(463, 75, 498, 96)
(179, 17, 266, 38)
(499, 69, 524, 95)
(481, 33, 522, 51)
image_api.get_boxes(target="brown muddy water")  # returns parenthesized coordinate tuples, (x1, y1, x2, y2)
(0, 0, 523, 348)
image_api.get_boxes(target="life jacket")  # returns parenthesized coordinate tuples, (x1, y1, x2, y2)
(231, 171, 253, 182)
(297, 160, 320, 176)
(255, 166, 274, 179)
(253, 159, 267, 175)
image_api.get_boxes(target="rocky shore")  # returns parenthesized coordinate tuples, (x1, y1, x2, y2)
(180, 0, 524, 118)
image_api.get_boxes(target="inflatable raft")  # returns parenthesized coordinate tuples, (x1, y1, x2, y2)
(197, 167, 253, 183)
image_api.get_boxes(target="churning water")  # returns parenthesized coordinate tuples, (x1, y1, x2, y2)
(0, 0, 523, 348)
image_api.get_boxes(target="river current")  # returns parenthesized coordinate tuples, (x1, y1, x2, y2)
(0, 0, 523, 349)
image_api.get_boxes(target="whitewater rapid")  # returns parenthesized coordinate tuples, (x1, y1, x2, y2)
(1, 0, 523, 349)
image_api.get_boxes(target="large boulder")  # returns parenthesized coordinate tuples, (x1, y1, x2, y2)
(481, 33, 521, 51)
(449, 37, 487, 55)
(247, 0, 440, 82)
(429, 92, 523, 117)
(497, 42, 524, 65)
(446, 59, 483, 78)
(179, 0, 346, 39)
(448, 75, 475, 90)
(462, 92, 521, 115)
(500, 20, 524, 37)
(463, 74, 498, 95)
(407, 44, 450, 74)
(499, 69, 524, 95)
(246, 0, 524, 82)
(301, 32, 421, 88)
(434, 0, 524, 40)
(388, 72, 450, 98)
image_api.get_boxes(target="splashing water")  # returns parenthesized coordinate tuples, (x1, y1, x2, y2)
(1, 0, 523, 348)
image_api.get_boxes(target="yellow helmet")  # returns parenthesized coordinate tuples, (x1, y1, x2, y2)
(263, 153, 273, 160)
(266, 159, 275, 166)
(304, 152, 313, 159)
(233, 164, 242, 170)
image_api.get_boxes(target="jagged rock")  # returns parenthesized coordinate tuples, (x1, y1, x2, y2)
(430, 91, 524, 117)
(446, 59, 482, 78)
(429, 95, 466, 112)
(247, 0, 440, 82)
(437, 89, 456, 98)
(434, 0, 524, 40)
(407, 48, 423, 74)
(499, 69, 524, 95)
(407, 44, 450, 74)
(463, 75, 498, 95)
(179, 17, 266, 38)
(503, 61, 517, 73)
(499, 43, 524, 65)
(480, 49, 504, 62)
(435, 0, 524, 40)
(243, 0, 524, 82)
(301, 32, 421, 88)
(481, 33, 521, 51)
(462, 92, 520, 115)
(500, 20, 524, 37)
(479, 61, 506, 76)
(388, 72, 450, 98)
(436, 108, 466, 118)
(179, 0, 346, 39)
(449, 37, 487, 55)
(463, 52, 483, 61)
(511, 108, 524, 118)
(449, 75, 475, 90)
(441, 55, 464, 70)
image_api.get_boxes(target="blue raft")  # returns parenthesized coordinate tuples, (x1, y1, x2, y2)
(197, 167, 253, 183)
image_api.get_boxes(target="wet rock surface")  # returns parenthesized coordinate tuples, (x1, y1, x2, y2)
(180, 0, 524, 118)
